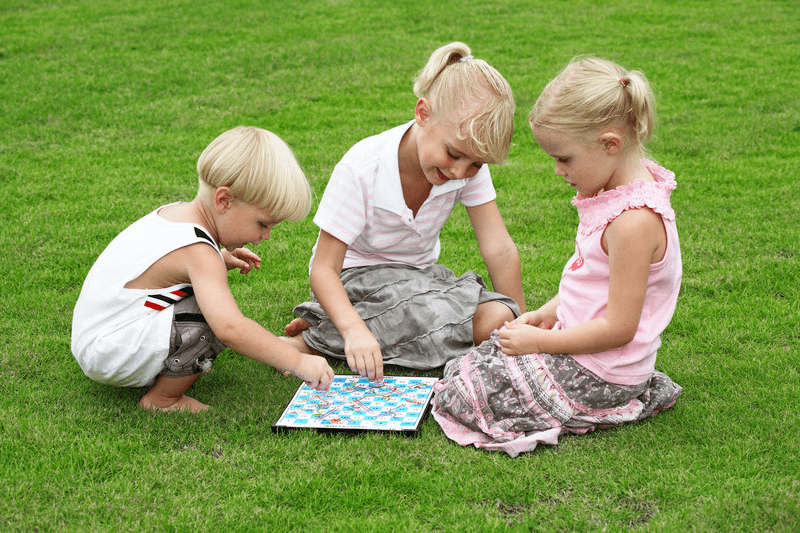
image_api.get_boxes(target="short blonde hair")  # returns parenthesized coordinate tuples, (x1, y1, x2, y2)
(197, 126, 312, 221)
(529, 57, 656, 153)
(413, 42, 515, 165)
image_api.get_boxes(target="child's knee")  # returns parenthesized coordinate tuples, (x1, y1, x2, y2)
(472, 301, 515, 344)
(164, 296, 226, 378)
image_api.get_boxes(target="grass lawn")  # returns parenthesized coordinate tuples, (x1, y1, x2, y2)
(1, 0, 798, 531)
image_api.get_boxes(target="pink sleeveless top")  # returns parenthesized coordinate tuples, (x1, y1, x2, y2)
(555, 161, 682, 385)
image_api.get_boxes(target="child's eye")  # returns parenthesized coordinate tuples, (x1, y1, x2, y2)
(558, 157, 570, 164)
(447, 151, 458, 159)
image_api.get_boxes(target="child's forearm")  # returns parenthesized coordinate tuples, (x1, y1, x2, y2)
(534, 315, 636, 356)
(537, 295, 560, 321)
(218, 315, 306, 372)
(485, 245, 526, 313)
(310, 264, 370, 339)
(221, 317, 332, 389)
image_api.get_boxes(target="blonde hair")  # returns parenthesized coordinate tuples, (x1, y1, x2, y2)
(197, 126, 312, 221)
(413, 42, 515, 165)
(529, 57, 656, 153)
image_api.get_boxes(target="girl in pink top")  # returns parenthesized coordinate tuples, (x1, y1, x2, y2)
(285, 43, 525, 381)
(432, 57, 682, 456)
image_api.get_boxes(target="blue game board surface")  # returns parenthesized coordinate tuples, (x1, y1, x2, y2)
(272, 375, 438, 434)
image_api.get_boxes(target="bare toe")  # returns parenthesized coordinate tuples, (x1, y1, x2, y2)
(284, 317, 310, 336)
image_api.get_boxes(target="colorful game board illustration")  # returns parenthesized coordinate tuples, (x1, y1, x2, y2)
(272, 375, 438, 435)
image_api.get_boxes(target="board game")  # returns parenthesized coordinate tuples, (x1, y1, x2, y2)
(272, 375, 438, 436)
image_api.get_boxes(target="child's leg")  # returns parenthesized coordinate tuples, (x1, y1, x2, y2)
(472, 301, 515, 345)
(139, 373, 209, 412)
(146, 294, 224, 412)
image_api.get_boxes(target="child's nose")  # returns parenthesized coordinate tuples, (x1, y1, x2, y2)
(454, 160, 477, 180)
(254, 229, 271, 246)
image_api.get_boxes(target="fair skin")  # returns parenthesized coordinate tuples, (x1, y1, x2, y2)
(497, 125, 667, 357)
(285, 98, 525, 382)
(128, 186, 334, 412)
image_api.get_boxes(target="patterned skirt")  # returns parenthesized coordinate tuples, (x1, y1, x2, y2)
(431, 333, 681, 457)
(293, 264, 520, 370)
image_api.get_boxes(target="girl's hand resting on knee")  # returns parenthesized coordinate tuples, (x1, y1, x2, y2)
(498, 323, 541, 356)
(499, 310, 556, 356)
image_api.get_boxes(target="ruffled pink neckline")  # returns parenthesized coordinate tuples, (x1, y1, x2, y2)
(572, 160, 677, 236)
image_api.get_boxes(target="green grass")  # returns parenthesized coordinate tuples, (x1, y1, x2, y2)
(1, 0, 799, 531)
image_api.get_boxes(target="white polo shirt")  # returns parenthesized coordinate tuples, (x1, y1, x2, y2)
(310, 121, 497, 271)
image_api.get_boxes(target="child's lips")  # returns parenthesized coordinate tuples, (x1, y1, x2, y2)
(437, 168, 450, 182)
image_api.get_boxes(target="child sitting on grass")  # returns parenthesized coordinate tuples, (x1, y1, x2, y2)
(432, 57, 683, 456)
(71, 126, 334, 412)
(285, 42, 525, 383)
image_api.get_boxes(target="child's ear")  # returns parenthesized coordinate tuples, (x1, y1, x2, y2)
(598, 132, 623, 155)
(414, 98, 432, 126)
(214, 186, 235, 213)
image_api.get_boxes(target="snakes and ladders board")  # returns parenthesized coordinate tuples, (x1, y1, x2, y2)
(272, 375, 438, 436)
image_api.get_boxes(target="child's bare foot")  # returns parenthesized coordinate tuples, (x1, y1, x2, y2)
(284, 317, 310, 336)
(139, 374, 208, 413)
(139, 393, 209, 413)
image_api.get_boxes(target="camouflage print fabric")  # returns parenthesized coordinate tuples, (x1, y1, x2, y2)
(162, 295, 226, 378)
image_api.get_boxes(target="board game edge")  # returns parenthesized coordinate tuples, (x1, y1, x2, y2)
(270, 375, 438, 436)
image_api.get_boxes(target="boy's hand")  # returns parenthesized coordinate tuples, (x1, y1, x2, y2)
(292, 354, 335, 391)
(344, 328, 384, 383)
(222, 248, 262, 274)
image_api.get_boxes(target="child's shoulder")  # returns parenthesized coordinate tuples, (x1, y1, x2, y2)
(126, 203, 220, 258)
(339, 121, 412, 169)
(155, 202, 195, 224)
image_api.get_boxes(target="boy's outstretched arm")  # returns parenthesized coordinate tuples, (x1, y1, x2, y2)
(184, 243, 334, 390)
(466, 201, 527, 313)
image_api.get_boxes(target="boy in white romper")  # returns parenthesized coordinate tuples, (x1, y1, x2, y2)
(72, 126, 334, 412)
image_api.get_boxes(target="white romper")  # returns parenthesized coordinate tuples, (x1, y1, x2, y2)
(71, 205, 224, 387)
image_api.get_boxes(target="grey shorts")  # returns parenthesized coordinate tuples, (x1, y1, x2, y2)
(161, 296, 226, 378)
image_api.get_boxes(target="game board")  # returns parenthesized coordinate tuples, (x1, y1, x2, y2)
(271, 375, 438, 436)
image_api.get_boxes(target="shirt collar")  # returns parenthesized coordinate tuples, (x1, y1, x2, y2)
(374, 120, 469, 214)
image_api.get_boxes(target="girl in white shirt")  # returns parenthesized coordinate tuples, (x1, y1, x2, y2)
(285, 42, 525, 382)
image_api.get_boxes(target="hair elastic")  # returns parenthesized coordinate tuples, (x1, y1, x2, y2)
(459, 55, 474, 62)
(619, 76, 627, 87)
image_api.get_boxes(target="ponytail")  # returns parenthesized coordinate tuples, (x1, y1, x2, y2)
(530, 57, 656, 154)
(412, 42, 515, 164)
(413, 42, 472, 99)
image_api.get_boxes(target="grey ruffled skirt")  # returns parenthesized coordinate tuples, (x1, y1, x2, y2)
(292, 263, 520, 370)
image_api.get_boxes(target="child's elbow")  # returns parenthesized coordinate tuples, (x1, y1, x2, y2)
(488, 240, 520, 266)
(209, 316, 246, 348)
(213, 328, 237, 349)
(619, 331, 637, 347)
(615, 324, 639, 347)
